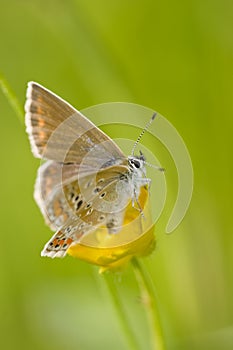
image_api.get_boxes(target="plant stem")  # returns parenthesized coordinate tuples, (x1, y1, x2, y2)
(131, 257, 165, 350)
(103, 272, 140, 350)
(0, 73, 24, 124)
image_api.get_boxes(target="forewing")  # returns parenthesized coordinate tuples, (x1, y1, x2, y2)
(25, 82, 125, 164)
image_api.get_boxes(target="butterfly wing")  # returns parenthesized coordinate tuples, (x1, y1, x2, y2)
(25, 82, 133, 257)
(37, 160, 130, 229)
(25, 82, 125, 164)
(39, 163, 132, 258)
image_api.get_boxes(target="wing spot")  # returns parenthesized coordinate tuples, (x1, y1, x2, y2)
(85, 180, 93, 189)
(70, 193, 75, 200)
(65, 226, 72, 233)
(99, 192, 106, 198)
(86, 208, 93, 215)
(107, 219, 117, 229)
(76, 200, 83, 211)
(94, 187, 101, 194)
(71, 225, 78, 232)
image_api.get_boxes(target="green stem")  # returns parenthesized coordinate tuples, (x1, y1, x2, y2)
(131, 258, 165, 350)
(0, 73, 24, 124)
(103, 272, 140, 350)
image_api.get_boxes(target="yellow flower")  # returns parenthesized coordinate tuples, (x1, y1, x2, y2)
(68, 187, 155, 272)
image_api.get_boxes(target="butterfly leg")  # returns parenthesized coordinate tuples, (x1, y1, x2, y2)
(146, 178, 152, 193)
(132, 188, 145, 219)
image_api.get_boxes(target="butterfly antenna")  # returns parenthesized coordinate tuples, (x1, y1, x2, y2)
(144, 161, 165, 172)
(131, 113, 157, 156)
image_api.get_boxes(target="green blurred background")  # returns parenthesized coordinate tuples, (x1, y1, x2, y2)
(0, 0, 232, 349)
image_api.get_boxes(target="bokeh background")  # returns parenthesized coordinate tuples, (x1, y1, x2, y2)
(0, 0, 232, 349)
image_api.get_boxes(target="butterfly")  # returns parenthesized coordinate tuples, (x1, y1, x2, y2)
(25, 82, 161, 258)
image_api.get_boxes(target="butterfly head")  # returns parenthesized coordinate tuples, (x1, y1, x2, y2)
(128, 151, 146, 173)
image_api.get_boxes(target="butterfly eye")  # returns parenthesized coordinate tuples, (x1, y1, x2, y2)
(131, 159, 141, 169)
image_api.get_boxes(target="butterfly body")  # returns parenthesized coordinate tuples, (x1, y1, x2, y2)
(25, 82, 151, 258)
